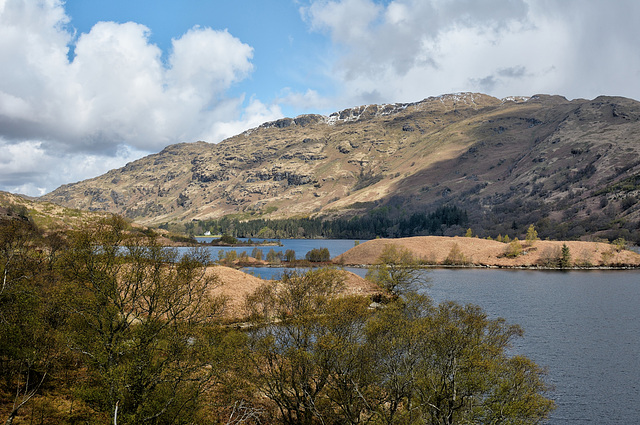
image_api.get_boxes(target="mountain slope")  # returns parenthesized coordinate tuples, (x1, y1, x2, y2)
(41, 93, 640, 240)
(1, 190, 111, 230)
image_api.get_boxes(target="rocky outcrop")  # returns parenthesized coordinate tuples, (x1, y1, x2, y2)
(40, 93, 640, 239)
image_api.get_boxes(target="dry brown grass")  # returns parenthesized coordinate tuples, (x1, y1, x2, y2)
(208, 266, 382, 319)
(334, 236, 640, 268)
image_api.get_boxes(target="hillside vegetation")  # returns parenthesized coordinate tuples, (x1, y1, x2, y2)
(40, 93, 640, 242)
(1, 214, 555, 424)
(0, 191, 110, 230)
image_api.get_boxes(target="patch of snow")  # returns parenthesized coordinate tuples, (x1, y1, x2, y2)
(501, 96, 530, 104)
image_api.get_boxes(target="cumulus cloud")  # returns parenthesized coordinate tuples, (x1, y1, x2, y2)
(301, 0, 640, 105)
(0, 137, 147, 196)
(0, 0, 282, 195)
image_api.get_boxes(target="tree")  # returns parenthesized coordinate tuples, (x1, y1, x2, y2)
(0, 218, 64, 424)
(414, 301, 554, 424)
(318, 296, 375, 425)
(361, 294, 432, 424)
(526, 224, 539, 245)
(612, 237, 627, 252)
(366, 244, 427, 296)
(505, 238, 523, 258)
(60, 217, 225, 424)
(305, 247, 330, 262)
(245, 269, 346, 425)
(251, 247, 263, 261)
(224, 249, 238, 263)
(559, 243, 572, 268)
(444, 243, 469, 265)
(243, 268, 555, 425)
(284, 249, 296, 262)
(266, 248, 282, 263)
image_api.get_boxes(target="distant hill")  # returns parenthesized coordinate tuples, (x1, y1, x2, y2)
(0, 190, 110, 230)
(41, 93, 640, 242)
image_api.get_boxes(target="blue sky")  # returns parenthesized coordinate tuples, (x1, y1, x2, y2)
(63, 0, 334, 115)
(2, 0, 640, 196)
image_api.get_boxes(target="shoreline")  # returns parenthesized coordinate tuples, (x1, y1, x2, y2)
(337, 263, 640, 271)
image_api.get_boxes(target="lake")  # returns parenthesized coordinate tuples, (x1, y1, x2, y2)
(192, 239, 640, 424)
(193, 237, 362, 260)
(423, 269, 640, 425)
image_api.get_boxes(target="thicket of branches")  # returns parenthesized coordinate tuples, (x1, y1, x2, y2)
(1, 214, 554, 424)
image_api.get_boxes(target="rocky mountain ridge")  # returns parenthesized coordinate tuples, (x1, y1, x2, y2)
(41, 92, 640, 240)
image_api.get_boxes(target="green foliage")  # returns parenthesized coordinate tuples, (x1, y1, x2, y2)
(594, 173, 640, 195)
(526, 224, 539, 244)
(195, 205, 469, 239)
(251, 247, 263, 261)
(0, 218, 65, 423)
(59, 217, 225, 424)
(305, 247, 330, 262)
(465, 227, 474, 237)
(257, 226, 275, 239)
(443, 242, 470, 265)
(224, 249, 238, 263)
(505, 238, 523, 258)
(266, 248, 282, 264)
(0, 216, 555, 424)
(560, 243, 572, 268)
(284, 249, 296, 262)
(612, 237, 628, 252)
(245, 272, 555, 424)
(366, 244, 427, 295)
(167, 233, 197, 244)
(218, 234, 239, 244)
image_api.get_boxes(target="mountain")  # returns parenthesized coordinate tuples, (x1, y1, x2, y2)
(0, 190, 110, 230)
(41, 93, 640, 241)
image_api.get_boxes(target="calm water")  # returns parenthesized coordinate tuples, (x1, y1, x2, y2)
(192, 237, 362, 261)
(192, 239, 640, 424)
(423, 269, 640, 425)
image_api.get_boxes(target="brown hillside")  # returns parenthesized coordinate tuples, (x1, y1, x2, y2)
(40, 93, 640, 241)
(334, 236, 640, 268)
(0, 190, 111, 230)
(209, 266, 382, 319)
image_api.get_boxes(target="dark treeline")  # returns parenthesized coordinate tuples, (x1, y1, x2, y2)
(185, 205, 468, 239)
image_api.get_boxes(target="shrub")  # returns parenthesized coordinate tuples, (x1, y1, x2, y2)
(251, 247, 263, 260)
(305, 247, 330, 262)
(285, 249, 296, 262)
(525, 224, 538, 245)
(559, 244, 572, 268)
(219, 234, 239, 244)
(504, 239, 523, 258)
(443, 243, 469, 265)
(266, 248, 282, 264)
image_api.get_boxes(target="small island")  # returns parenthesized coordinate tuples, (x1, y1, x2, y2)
(199, 234, 281, 247)
(334, 235, 640, 269)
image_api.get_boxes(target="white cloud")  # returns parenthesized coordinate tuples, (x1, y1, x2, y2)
(0, 0, 281, 196)
(205, 97, 284, 142)
(4, 0, 640, 197)
(277, 88, 333, 112)
(302, 0, 640, 105)
(304, 0, 382, 43)
(0, 137, 148, 196)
